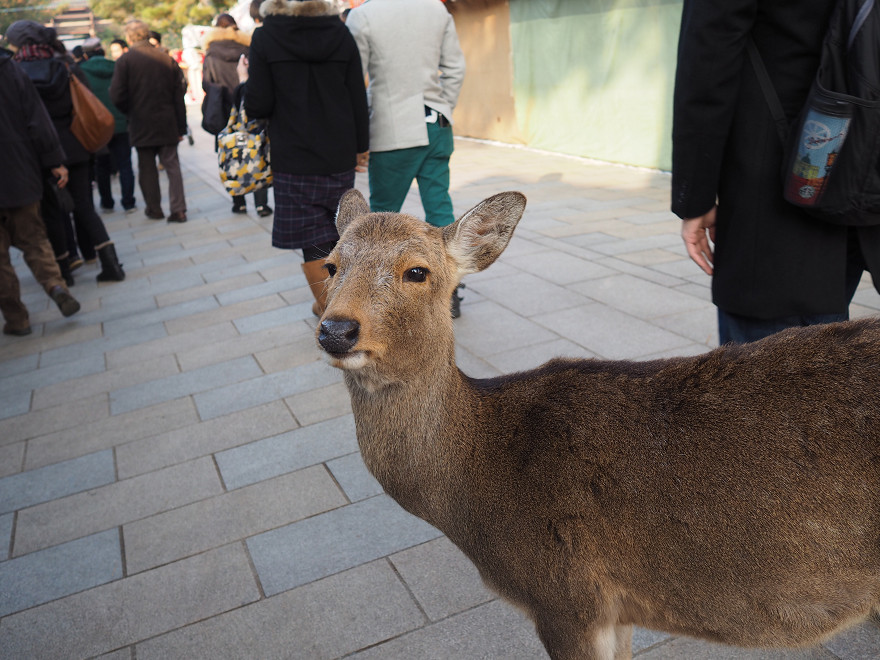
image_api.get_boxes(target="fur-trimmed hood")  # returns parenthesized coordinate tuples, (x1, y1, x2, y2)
(203, 25, 251, 50)
(260, 0, 343, 19)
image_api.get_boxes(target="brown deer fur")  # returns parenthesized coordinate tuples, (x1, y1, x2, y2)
(316, 189, 880, 660)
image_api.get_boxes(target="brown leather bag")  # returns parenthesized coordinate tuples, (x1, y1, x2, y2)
(69, 73, 114, 152)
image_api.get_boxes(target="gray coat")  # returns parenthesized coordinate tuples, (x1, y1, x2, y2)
(109, 41, 186, 148)
(346, 0, 465, 152)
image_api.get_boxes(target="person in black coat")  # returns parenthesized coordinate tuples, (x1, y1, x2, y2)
(7, 20, 125, 283)
(671, 0, 880, 344)
(111, 19, 188, 223)
(0, 48, 80, 335)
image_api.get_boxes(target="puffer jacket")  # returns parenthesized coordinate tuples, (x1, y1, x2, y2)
(0, 49, 65, 207)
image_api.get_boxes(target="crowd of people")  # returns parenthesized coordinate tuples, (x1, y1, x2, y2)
(2, 0, 876, 342)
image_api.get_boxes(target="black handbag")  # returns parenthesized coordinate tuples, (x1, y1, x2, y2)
(45, 177, 75, 215)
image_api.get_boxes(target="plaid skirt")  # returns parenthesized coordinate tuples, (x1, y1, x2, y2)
(271, 169, 356, 250)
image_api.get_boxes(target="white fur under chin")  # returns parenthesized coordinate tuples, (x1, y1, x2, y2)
(324, 351, 369, 371)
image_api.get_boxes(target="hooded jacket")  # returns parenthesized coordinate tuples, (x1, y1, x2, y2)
(79, 54, 127, 134)
(0, 49, 65, 207)
(203, 26, 250, 93)
(244, 0, 369, 175)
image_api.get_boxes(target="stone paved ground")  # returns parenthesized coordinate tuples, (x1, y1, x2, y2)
(1, 109, 879, 659)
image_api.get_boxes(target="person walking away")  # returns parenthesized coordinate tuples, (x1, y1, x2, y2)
(346, 0, 465, 316)
(202, 13, 271, 217)
(243, 0, 369, 316)
(0, 47, 80, 336)
(79, 39, 136, 215)
(110, 20, 188, 223)
(672, 0, 880, 344)
(7, 21, 126, 283)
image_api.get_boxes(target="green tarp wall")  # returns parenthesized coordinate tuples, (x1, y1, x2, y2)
(509, 0, 683, 171)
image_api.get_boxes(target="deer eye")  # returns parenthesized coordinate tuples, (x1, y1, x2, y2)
(403, 267, 429, 283)
(324, 263, 337, 277)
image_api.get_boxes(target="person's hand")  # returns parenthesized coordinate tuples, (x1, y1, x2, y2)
(681, 206, 717, 276)
(237, 54, 249, 83)
(51, 165, 68, 189)
(356, 151, 369, 172)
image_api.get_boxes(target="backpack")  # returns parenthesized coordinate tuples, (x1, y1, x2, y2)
(217, 100, 272, 196)
(749, 0, 880, 225)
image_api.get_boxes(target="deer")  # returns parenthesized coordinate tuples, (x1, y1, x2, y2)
(315, 189, 880, 660)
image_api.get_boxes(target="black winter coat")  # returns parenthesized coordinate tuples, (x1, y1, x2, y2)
(672, 0, 880, 319)
(202, 27, 250, 93)
(16, 54, 91, 166)
(244, 0, 369, 175)
(110, 41, 187, 148)
(0, 50, 65, 208)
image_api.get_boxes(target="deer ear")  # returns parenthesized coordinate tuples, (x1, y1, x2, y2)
(442, 192, 526, 276)
(336, 189, 371, 234)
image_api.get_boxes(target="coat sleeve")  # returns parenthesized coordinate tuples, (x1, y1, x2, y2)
(671, 0, 757, 219)
(438, 14, 465, 111)
(346, 40, 370, 153)
(243, 33, 275, 119)
(345, 9, 370, 80)
(109, 56, 129, 114)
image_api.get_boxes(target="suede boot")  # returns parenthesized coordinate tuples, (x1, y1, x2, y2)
(301, 259, 329, 317)
(96, 243, 125, 282)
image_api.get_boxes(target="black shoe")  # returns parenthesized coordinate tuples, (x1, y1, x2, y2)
(232, 203, 247, 214)
(145, 208, 165, 220)
(3, 324, 32, 336)
(56, 256, 75, 287)
(256, 205, 273, 217)
(451, 283, 465, 319)
(96, 243, 125, 282)
(49, 285, 81, 317)
(167, 211, 187, 223)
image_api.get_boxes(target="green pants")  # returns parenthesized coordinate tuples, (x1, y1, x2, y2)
(368, 121, 455, 227)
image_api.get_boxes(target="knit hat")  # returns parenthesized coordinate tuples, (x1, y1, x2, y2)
(5, 20, 56, 47)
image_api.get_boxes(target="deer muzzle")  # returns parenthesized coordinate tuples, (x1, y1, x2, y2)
(318, 318, 361, 356)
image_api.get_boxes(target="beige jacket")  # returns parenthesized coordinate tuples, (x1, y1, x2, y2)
(346, 0, 465, 152)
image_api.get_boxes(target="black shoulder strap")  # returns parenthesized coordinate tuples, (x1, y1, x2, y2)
(746, 36, 789, 144)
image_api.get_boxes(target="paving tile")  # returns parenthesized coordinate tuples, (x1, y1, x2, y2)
(13, 457, 223, 556)
(0, 390, 30, 421)
(0, 512, 12, 561)
(469, 270, 594, 317)
(116, 399, 295, 479)
(216, 414, 357, 490)
(247, 494, 443, 595)
(194, 357, 341, 421)
(154, 271, 264, 308)
(0, 352, 38, 378)
(124, 465, 346, 574)
(104, 320, 238, 369)
(536, 303, 694, 360)
(178, 321, 313, 372)
(32, 354, 180, 411)
(253, 330, 325, 374)
(0, 353, 106, 402)
(0, 449, 115, 515)
(102, 296, 219, 337)
(25, 398, 198, 471)
(0, 543, 259, 659)
(283, 380, 352, 426)
(389, 536, 494, 621)
(504, 247, 618, 284)
(0, 529, 122, 617)
(454, 300, 559, 358)
(162, 293, 287, 335)
(822, 621, 880, 660)
(348, 599, 546, 659)
(570, 273, 708, 320)
(109, 355, 263, 415)
(38, 323, 168, 369)
(213, 274, 302, 306)
(0, 441, 23, 478)
(635, 636, 834, 659)
(233, 300, 314, 334)
(326, 451, 383, 502)
(135, 561, 424, 660)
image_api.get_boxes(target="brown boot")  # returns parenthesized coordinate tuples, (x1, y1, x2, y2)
(301, 259, 329, 317)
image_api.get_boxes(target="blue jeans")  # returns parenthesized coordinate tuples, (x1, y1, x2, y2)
(96, 132, 136, 211)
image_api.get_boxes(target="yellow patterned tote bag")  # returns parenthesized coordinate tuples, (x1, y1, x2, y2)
(217, 101, 272, 195)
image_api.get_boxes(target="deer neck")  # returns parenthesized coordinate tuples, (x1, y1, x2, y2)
(344, 354, 474, 522)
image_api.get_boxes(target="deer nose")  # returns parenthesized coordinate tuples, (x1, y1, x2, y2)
(318, 319, 360, 354)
